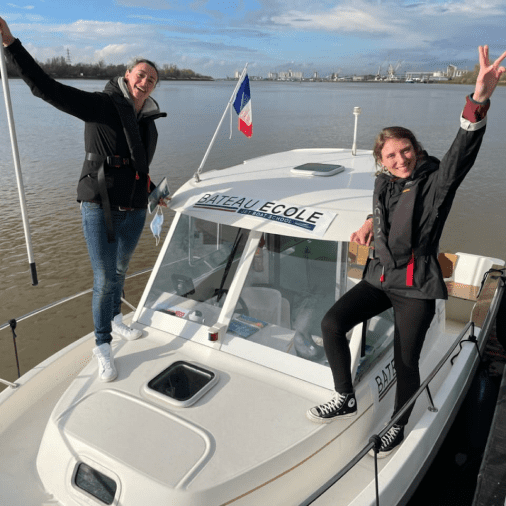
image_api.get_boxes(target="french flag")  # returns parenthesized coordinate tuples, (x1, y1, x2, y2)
(233, 74, 252, 138)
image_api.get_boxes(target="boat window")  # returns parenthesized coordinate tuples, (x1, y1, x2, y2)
(145, 215, 247, 329)
(226, 234, 395, 376)
(74, 463, 117, 504)
(227, 234, 338, 363)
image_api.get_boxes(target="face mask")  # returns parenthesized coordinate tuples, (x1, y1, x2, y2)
(150, 207, 164, 245)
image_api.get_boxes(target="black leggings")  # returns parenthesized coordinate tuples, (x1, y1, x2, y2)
(321, 280, 436, 426)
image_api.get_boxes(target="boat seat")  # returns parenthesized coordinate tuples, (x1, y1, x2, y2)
(240, 287, 291, 328)
(439, 253, 480, 301)
(439, 252, 504, 301)
(440, 252, 505, 325)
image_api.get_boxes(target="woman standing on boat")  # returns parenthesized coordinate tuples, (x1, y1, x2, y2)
(308, 45, 506, 457)
(0, 17, 167, 382)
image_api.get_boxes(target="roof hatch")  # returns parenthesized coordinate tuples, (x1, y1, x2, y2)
(290, 163, 345, 177)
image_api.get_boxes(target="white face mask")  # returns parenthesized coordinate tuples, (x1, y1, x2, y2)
(150, 206, 164, 245)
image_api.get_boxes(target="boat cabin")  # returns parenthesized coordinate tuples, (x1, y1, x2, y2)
(137, 149, 395, 389)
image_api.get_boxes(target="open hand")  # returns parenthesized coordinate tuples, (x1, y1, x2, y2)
(0, 17, 15, 47)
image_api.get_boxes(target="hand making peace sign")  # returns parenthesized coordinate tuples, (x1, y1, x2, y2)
(473, 45, 506, 103)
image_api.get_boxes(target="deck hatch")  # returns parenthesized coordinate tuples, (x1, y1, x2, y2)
(74, 463, 117, 504)
(146, 361, 219, 407)
(291, 163, 345, 177)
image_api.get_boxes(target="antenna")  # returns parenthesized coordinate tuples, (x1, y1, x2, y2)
(352, 107, 362, 156)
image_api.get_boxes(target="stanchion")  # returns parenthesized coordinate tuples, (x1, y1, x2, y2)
(0, 40, 38, 285)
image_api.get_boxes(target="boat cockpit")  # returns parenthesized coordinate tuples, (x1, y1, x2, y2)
(137, 213, 396, 391)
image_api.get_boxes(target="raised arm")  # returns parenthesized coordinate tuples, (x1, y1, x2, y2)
(473, 45, 506, 103)
(0, 16, 109, 123)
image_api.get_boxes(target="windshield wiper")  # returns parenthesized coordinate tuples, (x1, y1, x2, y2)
(215, 228, 244, 303)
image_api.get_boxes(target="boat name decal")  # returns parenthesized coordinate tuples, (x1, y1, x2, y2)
(373, 356, 396, 402)
(190, 193, 336, 237)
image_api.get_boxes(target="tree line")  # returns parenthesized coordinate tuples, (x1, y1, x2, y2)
(1, 56, 213, 81)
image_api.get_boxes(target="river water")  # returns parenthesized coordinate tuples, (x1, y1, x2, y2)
(0, 80, 506, 360)
(1, 79, 505, 380)
(0, 78, 505, 504)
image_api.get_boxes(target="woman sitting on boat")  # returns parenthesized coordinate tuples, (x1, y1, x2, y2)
(307, 45, 506, 457)
(0, 17, 167, 383)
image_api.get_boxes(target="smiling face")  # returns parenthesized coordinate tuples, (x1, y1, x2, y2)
(380, 138, 417, 179)
(124, 62, 158, 108)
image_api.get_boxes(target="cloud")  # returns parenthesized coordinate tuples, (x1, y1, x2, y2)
(267, 0, 506, 32)
(57, 20, 147, 41)
(7, 3, 35, 9)
(404, 0, 506, 18)
(264, 0, 506, 55)
(94, 43, 139, 62)
(270, 4, 394, 35)
(4, 0, 506, 77)
(11, 19, 150, 43)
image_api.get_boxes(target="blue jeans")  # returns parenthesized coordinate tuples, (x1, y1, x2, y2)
(81, 202, 146, 345)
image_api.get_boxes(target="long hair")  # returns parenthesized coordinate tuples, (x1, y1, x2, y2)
(126, 58, 160, 85)
(373, 126, 424, 175)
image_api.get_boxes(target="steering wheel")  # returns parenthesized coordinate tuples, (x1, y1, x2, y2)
(294, 330, 325, 361)
(214, 288, 250, 316)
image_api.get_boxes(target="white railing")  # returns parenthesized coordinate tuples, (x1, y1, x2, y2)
(0, 267, 152, 386)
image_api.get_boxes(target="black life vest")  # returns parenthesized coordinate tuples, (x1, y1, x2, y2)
(91, 91, 166, 242)
(373, 176, 421, 269)
(371, 160, 440, 288)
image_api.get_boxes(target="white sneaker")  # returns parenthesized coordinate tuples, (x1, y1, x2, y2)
(93, 343, 118, 382)
(111, 314, 142, 341)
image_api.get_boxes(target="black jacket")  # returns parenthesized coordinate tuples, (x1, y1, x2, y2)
(364, 114, 487, 300)
(5, 39, 167, 209)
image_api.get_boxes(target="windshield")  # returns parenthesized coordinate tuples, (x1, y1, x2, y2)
(143, 215, 394, 380)
(145, 214, 247, 329)
(225, 233, 394, 374)
(226, 234, 339, 362)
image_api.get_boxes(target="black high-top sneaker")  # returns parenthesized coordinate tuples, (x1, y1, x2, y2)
(307, 392, 357, 423)
(370, 424, 405, 458)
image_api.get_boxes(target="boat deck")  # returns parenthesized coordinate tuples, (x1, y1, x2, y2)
(0, 382, 61, 504)
(0, 333, 94, 504)
(0, 327, 396, 506)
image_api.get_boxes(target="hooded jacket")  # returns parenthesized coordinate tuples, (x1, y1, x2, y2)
(364, 100, 488, 300)
(5, 39, 167, 209)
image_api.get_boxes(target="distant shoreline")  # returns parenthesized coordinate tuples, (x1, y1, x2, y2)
(3, 75, 505, 86)
(1, 75, 214, 82)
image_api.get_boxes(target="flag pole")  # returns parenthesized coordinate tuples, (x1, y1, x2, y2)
(194, 63, 248, 182)
(0, 42, 38, 285)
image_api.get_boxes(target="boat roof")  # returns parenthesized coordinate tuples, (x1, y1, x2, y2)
(170, 148, 376, 242)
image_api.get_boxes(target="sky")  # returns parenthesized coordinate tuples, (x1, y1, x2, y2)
(2, 0, 506, 78)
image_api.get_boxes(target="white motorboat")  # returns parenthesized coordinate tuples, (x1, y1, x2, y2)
(1, 139, 504, 506)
